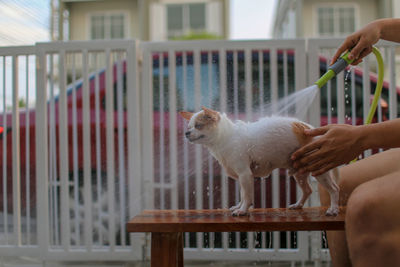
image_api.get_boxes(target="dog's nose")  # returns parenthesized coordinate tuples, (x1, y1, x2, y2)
(185, 131, 191, 138)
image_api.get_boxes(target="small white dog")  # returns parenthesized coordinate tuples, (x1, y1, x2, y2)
(180, 107, 339, 216)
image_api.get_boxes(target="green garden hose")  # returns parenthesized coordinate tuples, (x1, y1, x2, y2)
(315, 47, 384, 125)
(314, 47, 384, 162)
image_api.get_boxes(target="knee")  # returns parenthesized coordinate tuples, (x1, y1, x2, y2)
(346, 184, 380, 232)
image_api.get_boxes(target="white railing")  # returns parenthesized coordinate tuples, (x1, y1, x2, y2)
(141, 39, 309, 262)
(0, 38, 398, 265)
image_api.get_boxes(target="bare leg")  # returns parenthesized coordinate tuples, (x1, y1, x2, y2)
(318, 148, 400, 267)
(346, 169, 400, 266)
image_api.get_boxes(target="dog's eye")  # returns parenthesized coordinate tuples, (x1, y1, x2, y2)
(195, 123, 203, 130)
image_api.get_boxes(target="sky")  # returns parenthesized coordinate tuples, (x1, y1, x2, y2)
(0, 0, 276, 46)
(0, 0, 49, 46)
(230, 0, 277, 39)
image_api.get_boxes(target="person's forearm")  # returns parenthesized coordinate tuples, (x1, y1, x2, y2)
(359, 118, 400, 150)
(376, 18, 400, 43)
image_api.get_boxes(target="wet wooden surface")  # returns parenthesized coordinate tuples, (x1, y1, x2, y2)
(127, 206, 346, 233)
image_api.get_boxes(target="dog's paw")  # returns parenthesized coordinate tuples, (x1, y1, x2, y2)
(229, 204, 241, 212)
(325, 207, 339, 216)
(288, 203, 303, 210)
(231, 209, 249, 216)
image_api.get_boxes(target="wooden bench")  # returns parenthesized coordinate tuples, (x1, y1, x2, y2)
(127, 207, 345, 267)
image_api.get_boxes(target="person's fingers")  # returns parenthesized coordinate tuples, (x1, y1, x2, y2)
(331, 36, 358, 64)
(357, 46, 373, 61)
(295, 148, 331, 169)
(291, 139, 323, 161)
(331, 42, 351, 65)
(302, 155, 333, 172)
(348, 37, 369, 62)
(304, 126, 330, 137)
(351, 58, 363, 65)
(312, 162, 337, 176)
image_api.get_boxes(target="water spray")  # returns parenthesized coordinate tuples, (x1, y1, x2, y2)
(315, 46, 384, 125)
(314, 46, 384, 162)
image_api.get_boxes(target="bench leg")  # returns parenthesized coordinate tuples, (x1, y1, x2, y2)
(151, 232, 183, 267)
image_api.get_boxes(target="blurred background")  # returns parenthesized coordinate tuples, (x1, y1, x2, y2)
(1, 1, 400, 266)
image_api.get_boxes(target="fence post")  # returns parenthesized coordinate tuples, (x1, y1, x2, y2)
(127, 40, 144, 258)
(35, 45, 49, 260)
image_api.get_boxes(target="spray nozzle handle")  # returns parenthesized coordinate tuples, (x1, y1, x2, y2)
(329, 51, 354, 74)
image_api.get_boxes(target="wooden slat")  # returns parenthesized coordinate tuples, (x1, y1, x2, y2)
(127, 207, 345, 233)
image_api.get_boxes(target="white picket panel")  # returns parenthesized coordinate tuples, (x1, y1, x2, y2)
(0, 39, 398, 265)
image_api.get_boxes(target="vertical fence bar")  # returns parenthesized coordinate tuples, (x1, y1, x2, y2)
(36, 45, 49, 258)
(71, 53, 80, 246)
(127, 41, 143, 256)
(218, 48, 229, 251)
(232, 50, 240, 249)
(193, 48, 203, 249)
(159, 52, 165, 209)
(94, 52, 104, 246)
(337, 72, 345, 124)
(207, 51, 215, 249)
(48, 53, 58, 246)
(105, 48, 116, 250)
(182, 51, 190, 248)
(245, 48, 252, 120)
(141, 47, 154, 210)
(244, 48, 253, 250)
(25, 55, 31, 245)
(270, 48, 280, 251)
(2, 56, 8, 244)
(168, 49, 178, 210)
(116, 52, 126, 246)
(351, 69, 356, 125)
(82, 49, 93, 250)
(58, 49, 70, 251)
(11, 55, 21, 246)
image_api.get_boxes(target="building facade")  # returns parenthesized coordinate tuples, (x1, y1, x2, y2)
(55, 0, 230, 41)
(272, 0, 394, 38)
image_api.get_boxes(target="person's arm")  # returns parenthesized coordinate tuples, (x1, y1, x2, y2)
(331, 18, 400, 65)
(291, 118, 400, 176)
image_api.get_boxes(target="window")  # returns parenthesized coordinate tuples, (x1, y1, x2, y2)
(316, 5, 356, 37)
(167, 3, 206, 39)
(90, 13, 125, 40)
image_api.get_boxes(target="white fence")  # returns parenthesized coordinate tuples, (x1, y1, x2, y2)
(0, 38, 398, 264)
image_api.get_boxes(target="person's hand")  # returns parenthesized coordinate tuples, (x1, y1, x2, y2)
(291, 124, 365, 176)
(331, 20, 382, 65)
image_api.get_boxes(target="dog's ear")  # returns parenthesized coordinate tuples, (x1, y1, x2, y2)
(179, 111, 194, 121)
(202, 106, 220, 121)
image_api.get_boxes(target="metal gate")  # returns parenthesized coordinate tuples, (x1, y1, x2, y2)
(0, 38, 398, 264)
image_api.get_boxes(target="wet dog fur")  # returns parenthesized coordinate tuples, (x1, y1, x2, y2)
(180, 107, 339, 216)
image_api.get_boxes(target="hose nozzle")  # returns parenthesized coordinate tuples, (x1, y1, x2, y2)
(315, 51, 355, 89)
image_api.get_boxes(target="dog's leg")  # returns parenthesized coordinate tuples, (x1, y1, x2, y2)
(289, 172, 312, 210)
(232, 173, 253, 216)
(229, 191, 242, 212)
(314, 170, 340, 216)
